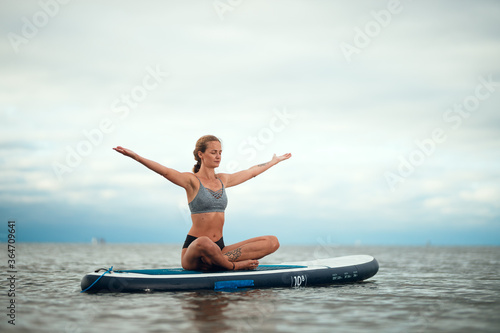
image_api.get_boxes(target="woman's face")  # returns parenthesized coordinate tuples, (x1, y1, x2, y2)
(199, 141, 222, 168)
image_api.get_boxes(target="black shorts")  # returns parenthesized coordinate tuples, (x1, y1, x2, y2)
(182, 235, 225, 251)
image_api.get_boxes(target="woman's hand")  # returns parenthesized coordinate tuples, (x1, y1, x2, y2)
(272, 153, 292, 165)
(113, 146, 138, 160)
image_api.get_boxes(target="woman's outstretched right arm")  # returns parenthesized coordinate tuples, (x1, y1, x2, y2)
(113, 146, 192, 189)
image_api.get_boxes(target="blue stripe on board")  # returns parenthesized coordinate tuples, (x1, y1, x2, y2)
(214, 280, 255, 290)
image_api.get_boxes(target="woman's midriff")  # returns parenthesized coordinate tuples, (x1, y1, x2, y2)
(188, 212, 225, 242)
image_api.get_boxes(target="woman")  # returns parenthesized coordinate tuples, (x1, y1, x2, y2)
(113, 135, 292, 271)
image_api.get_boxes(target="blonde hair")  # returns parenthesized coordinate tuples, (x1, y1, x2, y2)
(192, 135, 221, 173)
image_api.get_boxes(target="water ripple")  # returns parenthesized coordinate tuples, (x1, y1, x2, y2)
(1, 244, 499, 333)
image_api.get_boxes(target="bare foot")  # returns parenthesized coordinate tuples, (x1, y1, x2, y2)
(233, 260, 259, 270)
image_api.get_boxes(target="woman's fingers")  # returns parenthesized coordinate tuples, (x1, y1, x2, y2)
(113, 146, 133, 157)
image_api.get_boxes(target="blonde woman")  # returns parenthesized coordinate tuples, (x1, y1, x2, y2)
(113, 135, 291, 271)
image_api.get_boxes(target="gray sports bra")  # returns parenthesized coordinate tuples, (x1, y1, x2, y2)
(188, 177, 228, 214)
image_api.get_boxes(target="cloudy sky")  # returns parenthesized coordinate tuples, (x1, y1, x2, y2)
(1, 0, 499, 246)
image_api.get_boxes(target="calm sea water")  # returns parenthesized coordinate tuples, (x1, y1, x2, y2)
(1, 243, 499, 333)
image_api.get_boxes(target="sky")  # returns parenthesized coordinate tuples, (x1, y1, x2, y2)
(1, 0, 499, 246)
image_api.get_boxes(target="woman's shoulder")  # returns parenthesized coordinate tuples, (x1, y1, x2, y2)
(215, 173, 229, 184)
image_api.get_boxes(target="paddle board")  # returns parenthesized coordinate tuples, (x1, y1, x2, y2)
(80, 255, 379, 293)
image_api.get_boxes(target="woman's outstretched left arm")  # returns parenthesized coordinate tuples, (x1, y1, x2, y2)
(222, 153, 292, 188)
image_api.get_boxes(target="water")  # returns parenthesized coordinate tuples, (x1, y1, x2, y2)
(1, 244, 499, 333)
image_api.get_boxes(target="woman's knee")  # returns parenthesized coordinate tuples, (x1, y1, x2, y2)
(194, 236, 217, 253)
(267, 235, 280, 253)
(181, 237, 218, 270)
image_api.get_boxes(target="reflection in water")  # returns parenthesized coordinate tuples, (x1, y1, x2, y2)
(177, 288, 279, 332)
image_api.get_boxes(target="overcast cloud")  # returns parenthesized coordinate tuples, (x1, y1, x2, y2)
(1, 0, 499, 245)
